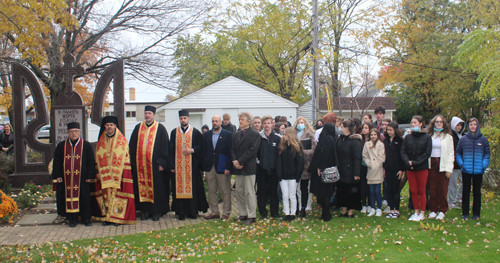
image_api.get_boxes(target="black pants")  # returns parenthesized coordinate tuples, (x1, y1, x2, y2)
(318, 195, 331, 220)
(462, 173, 483, 217)
(300, 179, 310, 208)
(256, 169, 279, 217)
(360, 165, 369, 207)
(385, 170, 401, 210)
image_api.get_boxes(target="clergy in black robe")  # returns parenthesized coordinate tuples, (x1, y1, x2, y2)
(52, 122, 95, 227)
(169, 109, 208, 220)
(129, 106, 170, 221)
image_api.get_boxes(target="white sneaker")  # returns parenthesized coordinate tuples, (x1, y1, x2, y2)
(382, 200, 388, 207)
(375, 209, 382, 217)
(435, 212, 445, 220)
(428, 212, 437, 219)
(305, 206, 312, 211)
(417, 214, 425, 221)
(383, 206, 391, 213)
(408, 213, 417, 221)
(361, 206, 367, 213)
(367, 208, 376, 217)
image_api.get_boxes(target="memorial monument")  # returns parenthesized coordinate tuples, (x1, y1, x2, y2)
(10, 53, 125, 187)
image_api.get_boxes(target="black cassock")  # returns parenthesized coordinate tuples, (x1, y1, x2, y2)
(52, 139, 95, 221)
(129, 121, 170, 215)
(169, 126, 208, 217)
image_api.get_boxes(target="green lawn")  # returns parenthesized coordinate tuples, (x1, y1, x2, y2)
(2, 189, 499, 262)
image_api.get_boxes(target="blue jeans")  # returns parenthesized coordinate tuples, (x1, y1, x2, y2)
(369, 184, 383, 209)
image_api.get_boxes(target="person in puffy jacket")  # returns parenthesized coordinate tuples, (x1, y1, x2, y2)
(456, 118, 490, 220)
(383, 122, 405, 219)
(401, 116, 432, 222)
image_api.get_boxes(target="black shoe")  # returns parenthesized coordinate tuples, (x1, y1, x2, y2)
(84, 221, 92, 227)
(102, 221, 112, 226)
(300, 208, 306, 218)
(141, 212, 150, 221)
(271, 214, 282, 219)
(114, 223, 120, 226)
(188, 214, 197, 220)
(69, 221, 77, 227)
(178, 215, 186, 221)
(289, 215, 296, 221)
(323, 216, 331, 222)
(261, 215, 268, 220)
(340, 213, 348, 217)
(348, 214, 354, 218)
(152, 214, 160, 221)
(283, 215, 290, 221)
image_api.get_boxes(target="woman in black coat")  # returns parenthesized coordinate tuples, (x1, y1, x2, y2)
(308, 123, 337, 221)
(336, 120, 362, 218)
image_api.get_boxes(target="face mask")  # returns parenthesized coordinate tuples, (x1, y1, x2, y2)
(434, 127, 444, 132)
(297, 124, 305, 131)
(316, 125, 323, 129)
(280, 131, 284, 135)
(411, 126, 420, 132)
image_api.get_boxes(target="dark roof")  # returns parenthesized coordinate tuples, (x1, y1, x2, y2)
(317, 97, 396, 111)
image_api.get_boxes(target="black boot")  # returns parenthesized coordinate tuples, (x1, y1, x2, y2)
(300, 208, 306, 218)
(141, 212, 150, 220)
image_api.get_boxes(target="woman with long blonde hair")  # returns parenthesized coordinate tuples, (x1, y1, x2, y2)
(277, 127, 304, 221)
(293, 117, 317, 217)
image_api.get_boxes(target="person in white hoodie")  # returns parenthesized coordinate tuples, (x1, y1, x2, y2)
(448, 116, 465, 209)
(426, 115, 455, 220)
(363, 128, 386, 217)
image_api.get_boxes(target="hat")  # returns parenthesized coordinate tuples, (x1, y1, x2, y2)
(98, 116, 119, 139)
(67, 122, 80, 130)
(144, 105, 156, 114)
(102, 116, 118, 125)
(178, 109, 189, 117)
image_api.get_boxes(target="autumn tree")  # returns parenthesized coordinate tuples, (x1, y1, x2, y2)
(1, 0, 213, 118)
(371, 0, 491, 122)
(173, 0, 312, 104)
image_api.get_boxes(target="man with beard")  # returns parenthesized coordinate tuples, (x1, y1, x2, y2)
(129, 106, 170, 221)
(169, 109, 208, 220)
(91, 116, 136, 225)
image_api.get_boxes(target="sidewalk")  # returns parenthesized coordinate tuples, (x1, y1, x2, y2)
(0, 187, 239, 246)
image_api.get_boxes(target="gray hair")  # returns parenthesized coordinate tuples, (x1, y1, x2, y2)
(238, 112, 253, 123)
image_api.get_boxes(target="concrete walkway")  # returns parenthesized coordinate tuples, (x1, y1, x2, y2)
(1, 186, 239, 246)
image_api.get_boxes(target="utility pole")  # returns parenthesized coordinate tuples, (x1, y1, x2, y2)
(311, 0, 319, 121)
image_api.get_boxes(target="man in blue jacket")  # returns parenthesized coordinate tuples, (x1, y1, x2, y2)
(456, 118, 490, 220)
(202, 115, 233, 220)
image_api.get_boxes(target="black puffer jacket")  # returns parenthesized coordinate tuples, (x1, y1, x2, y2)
(336, 134, 362, 184)
(383, 136, 405, 172)
(401, 131, 432, 171)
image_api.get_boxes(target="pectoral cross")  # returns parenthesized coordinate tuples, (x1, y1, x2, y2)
(53, 53, 84, 98)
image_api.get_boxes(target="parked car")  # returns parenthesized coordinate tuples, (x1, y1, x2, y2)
(37, 126, 51, 139)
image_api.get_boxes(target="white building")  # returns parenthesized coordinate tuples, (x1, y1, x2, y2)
(298, 97, 396, 122)
(157, 76, 299, 132)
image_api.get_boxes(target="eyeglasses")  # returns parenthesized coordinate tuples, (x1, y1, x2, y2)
(68, 130, 81, 134)
(435, 121, 443, 124)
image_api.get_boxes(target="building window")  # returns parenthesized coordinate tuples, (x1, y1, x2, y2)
(126, 111, 136, 118)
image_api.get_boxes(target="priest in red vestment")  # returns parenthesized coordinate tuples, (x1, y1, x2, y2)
(91, 116, 136, 225)
(52, 122, 95, 227)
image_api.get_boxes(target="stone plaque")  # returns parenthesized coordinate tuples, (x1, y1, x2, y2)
(53, 106, 86, 145)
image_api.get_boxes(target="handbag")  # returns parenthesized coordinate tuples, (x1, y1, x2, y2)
(320, 136, 340, 183)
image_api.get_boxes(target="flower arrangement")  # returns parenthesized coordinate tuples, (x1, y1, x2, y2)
(0, 189, 18, 224)
(14, 182, 53, 209)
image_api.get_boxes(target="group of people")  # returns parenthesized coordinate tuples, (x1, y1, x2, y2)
(50, 105, 490, 227)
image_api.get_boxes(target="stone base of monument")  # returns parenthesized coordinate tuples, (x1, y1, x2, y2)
(9, 172, 52, 188)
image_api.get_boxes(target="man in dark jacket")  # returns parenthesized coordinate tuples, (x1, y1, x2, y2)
(231, 112, 260, 225)
(256, 115, 281, 219)
(448, 116, 465, 209)
(202, 115, 233, 220)
(222, 113, 237, 134)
